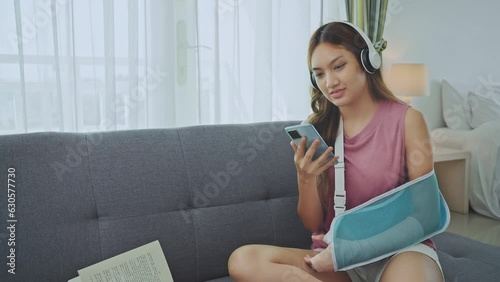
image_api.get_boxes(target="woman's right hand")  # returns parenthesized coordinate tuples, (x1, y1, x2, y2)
(290, 137, 338, 182)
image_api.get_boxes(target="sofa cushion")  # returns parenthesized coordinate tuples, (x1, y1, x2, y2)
(0, 133, 101, 280)
(1, 122, 500, 282)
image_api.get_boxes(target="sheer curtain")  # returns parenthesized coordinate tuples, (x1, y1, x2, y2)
(0, 0, 344, 135)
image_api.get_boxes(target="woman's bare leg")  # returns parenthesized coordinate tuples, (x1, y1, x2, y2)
(379, 251, 443, 282)
(228, 244, 351, 282)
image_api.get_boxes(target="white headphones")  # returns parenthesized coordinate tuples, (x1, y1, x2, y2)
(310, 21, 381, 91)
(339, 21, 381, 74)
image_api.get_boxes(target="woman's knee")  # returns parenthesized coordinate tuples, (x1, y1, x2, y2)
(380, 252, 443, 282)
(228, 245, 262, 279)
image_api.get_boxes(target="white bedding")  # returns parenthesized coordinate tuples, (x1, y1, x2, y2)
(431, 121, 500, 220)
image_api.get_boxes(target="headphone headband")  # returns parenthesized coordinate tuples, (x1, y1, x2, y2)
(309, 21, 381, 91)
(338, 21, 381, 72)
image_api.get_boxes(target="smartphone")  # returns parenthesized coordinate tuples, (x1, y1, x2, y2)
(285, 123, 336, 162)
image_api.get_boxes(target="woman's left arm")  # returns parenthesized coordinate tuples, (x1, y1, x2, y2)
(405, 108, 434, 181)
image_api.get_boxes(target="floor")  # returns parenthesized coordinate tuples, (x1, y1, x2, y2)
(446, 210, 500, 247)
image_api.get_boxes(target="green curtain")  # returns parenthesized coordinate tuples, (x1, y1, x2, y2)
(344, 0, 388, 53)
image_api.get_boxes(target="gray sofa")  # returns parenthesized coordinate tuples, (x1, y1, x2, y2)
(0, 121, 499, 282)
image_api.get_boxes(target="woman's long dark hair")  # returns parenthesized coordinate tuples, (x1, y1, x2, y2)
(306, 22, 402, 212)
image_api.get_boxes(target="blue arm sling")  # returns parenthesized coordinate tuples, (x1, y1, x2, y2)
(323, 118, 450, 271)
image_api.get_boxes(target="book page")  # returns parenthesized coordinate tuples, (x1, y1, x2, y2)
(77, 240, 174, 282)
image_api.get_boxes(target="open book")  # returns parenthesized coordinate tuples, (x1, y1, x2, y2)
(69, 240, 174, 282)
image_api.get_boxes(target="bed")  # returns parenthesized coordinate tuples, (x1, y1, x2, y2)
(430, 79, 500, 220)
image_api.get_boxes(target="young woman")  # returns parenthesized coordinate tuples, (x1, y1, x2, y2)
(227, 21, 444, 282)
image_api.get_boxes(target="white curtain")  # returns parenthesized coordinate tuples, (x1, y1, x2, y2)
(0, 0, 344, 135)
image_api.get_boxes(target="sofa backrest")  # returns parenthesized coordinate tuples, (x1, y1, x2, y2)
(0, 121, 311, 282)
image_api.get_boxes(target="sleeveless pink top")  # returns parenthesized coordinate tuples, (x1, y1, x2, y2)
(311, 100, 435, 250)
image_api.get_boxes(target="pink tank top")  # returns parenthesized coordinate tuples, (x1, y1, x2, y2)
(311, 99, 435, 250)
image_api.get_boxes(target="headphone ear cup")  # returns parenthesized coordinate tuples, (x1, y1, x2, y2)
(360, 48, 382, 74)
(310, 72, 320, 91)
(360, 49, 376, 74)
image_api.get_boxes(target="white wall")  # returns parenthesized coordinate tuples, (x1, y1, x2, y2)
(382, 0, 500, 130)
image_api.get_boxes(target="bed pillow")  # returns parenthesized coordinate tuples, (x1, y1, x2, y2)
(467, 90, 500, 129)
(441, 79, 472, 130)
